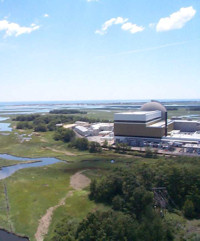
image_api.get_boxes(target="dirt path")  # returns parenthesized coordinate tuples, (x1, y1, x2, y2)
(42, 147, 76, 156)
(35, 191, 73, 241)
(35, 171, 90, 241)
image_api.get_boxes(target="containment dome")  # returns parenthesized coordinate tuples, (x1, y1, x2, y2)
(140, 101, 167, 120)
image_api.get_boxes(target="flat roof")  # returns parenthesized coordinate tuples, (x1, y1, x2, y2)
(150, 121, 165, 127)
(75, 125, 88, 132)
(114, 110, 162, 122)
(174, 120, 200, 123)
(117, 110, 160, 115)
(163, 131, 200, 142)
(150, 120, 173, 128)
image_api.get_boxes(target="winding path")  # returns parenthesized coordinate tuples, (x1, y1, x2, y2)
(35, 171, 91, 241)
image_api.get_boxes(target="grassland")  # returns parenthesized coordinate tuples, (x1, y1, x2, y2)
(1, 162, 72, 240)
(0, 154, 132, 241)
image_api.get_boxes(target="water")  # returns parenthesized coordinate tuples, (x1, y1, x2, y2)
(0, 117, 12, 132)
(0, 117, 9, 121)
(0, 99, 199, 115)
(0, 229, 29, 241)
(0, 154, 62, 180)
(0, 122, 12, 132)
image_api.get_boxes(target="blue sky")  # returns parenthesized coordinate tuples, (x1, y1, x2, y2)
(0, 0, 199, 101)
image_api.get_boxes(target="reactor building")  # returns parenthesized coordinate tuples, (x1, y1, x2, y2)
(114, 101, 200, 147)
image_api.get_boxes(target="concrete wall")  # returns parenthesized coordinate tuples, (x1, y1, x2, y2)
(114, 121, 173, 139)
(167, 122, 174, 133)
(114, 123, 165, 138)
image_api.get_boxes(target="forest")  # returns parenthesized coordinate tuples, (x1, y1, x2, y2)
(50, 156, 200, 240)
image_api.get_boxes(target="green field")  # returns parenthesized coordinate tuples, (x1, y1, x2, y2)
(0, 152, 134, 240)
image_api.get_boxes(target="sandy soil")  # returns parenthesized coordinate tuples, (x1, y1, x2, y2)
(70, 171, 91, 190)
(63, 124, 76, 129)
(35, 171, 90, 241)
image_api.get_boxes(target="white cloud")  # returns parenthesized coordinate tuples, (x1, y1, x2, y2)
(96, 17, 143, 35)
(43, 14, 49, 18)
(87, 0, 99, 2)
(156, 6, 196, 32)
(0, 19, 40, 37)
(121, 22, 144, 34)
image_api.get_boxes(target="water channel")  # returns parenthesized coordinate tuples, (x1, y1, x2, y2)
(0, 153, 63, 240)
(0, 154, 62, 180)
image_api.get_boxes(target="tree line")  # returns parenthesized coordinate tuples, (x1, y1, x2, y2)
(50, 109, 87, 114)
(14, 114, 109, 132)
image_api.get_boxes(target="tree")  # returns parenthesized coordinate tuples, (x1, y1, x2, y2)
(16, 121, 33, 130)
(54, 127, 75, 142)
(112, 195, 125, 211)
(115, 143, 130, 153)
(102, 140, 108, 148)
(73, 138, 89, 151)
(76, 211, 138, 241)
(34, 123, 47, 132)
(50, 216, 78, 241)
(89, 142, 102, 153)
(145, 147, 153, 158)
(138, 207, 173, 241)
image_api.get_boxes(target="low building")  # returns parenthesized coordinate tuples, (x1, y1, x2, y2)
(173, 120, 200, 132)
(90, 123, 113, 136)
(74, 125, 91, 137)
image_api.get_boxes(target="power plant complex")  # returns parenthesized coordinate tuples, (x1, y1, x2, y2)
(114, 101, 200, 149)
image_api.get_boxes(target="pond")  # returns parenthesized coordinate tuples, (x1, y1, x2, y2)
(0, 154, 63, 180)
(0, 117, 12, 132)
(0, 229, 29, 241)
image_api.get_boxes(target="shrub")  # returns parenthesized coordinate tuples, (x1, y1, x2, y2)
(183, 199, 195, 218)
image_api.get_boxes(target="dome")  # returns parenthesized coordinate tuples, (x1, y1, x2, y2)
(140, 101, 167, 119)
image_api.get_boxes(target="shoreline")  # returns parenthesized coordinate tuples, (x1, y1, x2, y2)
(0, 227, 30, 241)
(0, 160, 42, 170)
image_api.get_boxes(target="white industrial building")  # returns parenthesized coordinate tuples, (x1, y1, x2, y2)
(73, 123, 114, 138)
(74, 125, 91, 137)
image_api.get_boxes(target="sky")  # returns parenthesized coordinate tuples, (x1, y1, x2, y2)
(0, 0, 200, 102)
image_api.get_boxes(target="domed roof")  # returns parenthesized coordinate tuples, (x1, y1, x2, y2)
(140, 101, 167, 119)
